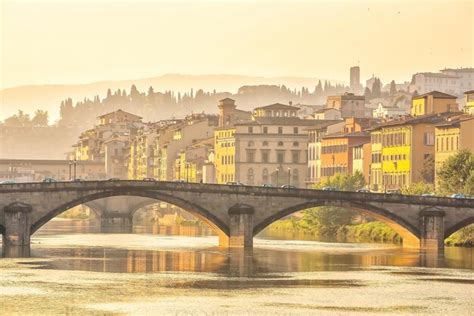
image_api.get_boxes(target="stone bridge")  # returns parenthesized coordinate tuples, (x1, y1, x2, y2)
(1, 181, 473, 256)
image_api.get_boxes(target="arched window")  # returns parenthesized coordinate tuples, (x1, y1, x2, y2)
(247, 168, 254, 185)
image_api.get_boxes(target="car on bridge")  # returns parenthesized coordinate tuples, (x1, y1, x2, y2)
(386, 189, 402, 195)
(451, 193, 467, 199)
(356, 188, 370, 193)
(142, 177, 156, 181)
(262, 183, 273, 187)
(280, 184, 297, 189)
(226, 181, 245, 186)
(0, 180, 15, 184)
(321, 186, 337, 191)
(42, 178, 57, 183)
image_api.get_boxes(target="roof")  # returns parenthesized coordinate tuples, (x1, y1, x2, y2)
(415, 72, 460, 79)
(464, 90, 474, 94)
(253, 103, 300, 111)
(235, 117, 339, 127)
(219, 97, 235, 102)
(322, 131, 370, 139)
(328, 93, 365, 100)
(412, 90, 457, 100)
(313, 108, 341, 114)
(369, 112, 463, 131)
(434, 114, 474, 128)
(97, 109, 142, 120)
(303, 120, 344, 131)
(440, 68, 474, 73)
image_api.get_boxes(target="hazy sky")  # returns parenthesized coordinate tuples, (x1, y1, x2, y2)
(1, 0, 473, 89)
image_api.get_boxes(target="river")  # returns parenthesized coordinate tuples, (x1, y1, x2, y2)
(0, 219, 473, 315)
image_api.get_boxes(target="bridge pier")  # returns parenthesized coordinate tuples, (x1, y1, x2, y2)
(227, 204, 254, 248)
(2, 203, 32, 258)
(100, 213, 133, 233)
(420, 210, 445, 252)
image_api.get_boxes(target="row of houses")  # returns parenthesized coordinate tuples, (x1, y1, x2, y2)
(64, 89, 474, 192)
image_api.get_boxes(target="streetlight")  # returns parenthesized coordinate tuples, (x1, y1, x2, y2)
(287, 167, 291, 186)
(73, 159, 77, 179)
(186, 163, 190, 182)
(69, 161, 72, 180)
(275, 168, 280, 186)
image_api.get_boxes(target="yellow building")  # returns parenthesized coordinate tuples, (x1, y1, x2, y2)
(411, 91, 458, 116)
(369, 112, 459, 192)
(464, 90, 474, 115)
(214, 127, 236, 184)
(434, 115, 474, 187)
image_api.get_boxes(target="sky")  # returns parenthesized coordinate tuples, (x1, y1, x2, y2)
(1, 0, 473, 89)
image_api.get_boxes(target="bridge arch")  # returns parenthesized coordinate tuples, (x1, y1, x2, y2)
(30, 189, 229, 238)
(254, 200, 421, 247)
(445, 216, 474, 239)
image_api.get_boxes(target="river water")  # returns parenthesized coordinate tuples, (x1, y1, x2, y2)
(0, 219, 473, 315)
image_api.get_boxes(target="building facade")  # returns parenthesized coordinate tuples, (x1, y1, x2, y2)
(326, 93, 366, 118)
(411, 91, 458, 116)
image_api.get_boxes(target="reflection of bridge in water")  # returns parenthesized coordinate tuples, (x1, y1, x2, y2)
(1, 181, 474, 257)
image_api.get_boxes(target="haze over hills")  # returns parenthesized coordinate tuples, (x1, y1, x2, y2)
(0, 74, 341, 122)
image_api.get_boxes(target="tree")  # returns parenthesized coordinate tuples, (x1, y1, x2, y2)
(437, 149, 474, 195)
(302, 172, 366, 235)
(31, 110, 49, 126)
(364, 87, 372, 99)
(420, 154, 435, 183)
(3, 110, 31, 127)
(389, 80, 397, 95)
(401, 182, 434, 195)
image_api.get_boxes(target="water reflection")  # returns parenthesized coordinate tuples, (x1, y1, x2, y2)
(1, 219, 473, 272)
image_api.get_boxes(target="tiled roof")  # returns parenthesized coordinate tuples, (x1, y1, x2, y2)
(253, 103, 301, 111)
(412, 90, 457, 100)
(369, 112, 463, 130)
(322, 131, 370, 139)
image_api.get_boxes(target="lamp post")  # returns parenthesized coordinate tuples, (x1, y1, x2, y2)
(73, 159, 77, 180)
(186, 163, 189, 182)
(275, 168, 280, 186)
(69, 161, 72, 180)
(287, 167, 291, 186)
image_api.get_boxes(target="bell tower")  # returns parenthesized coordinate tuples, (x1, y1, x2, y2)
(218, 98, 237, 127)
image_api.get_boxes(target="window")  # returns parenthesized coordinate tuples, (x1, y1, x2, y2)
(262, 168, 269, 182)
(293, 142, 299, 147)
(247, 168, 254, 184)
(248, 141, 254, 147)
(278, 141, 284, 146)
(277, 152, 284, 163)
(261, 151, 269, 163)
(248, 126, 253, 133)
(246, 151, 255, 163)
(262, 141, 268, 146)
(293, 127, 298, 134)
(424, 132, 434, 146)
(292, 151, 300, 163)
(263, 126, 268, 134)
(278, 127, 283, 134)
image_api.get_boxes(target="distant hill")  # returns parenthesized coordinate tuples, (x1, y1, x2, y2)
(0, 74, 341, 122)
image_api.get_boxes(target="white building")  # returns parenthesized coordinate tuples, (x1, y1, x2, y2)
(408, 72, 460, 96)
(440, 68, 474, 93)
(372, 103, 407, 119)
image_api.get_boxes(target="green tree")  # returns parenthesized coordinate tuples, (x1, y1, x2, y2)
(437, 149, 474, 195)
(302, 172, 366, 236)
(401, 182, 434, 195)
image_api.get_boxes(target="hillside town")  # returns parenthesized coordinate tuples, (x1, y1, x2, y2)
(2, 66, 473, 195)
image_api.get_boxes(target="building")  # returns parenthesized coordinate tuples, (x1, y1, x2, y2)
(369, 112, 461, 192)
(312, 108, 342, 120)
(307, 118, 377, 185)
(464, 90, 474, 114)
(72, 109, 145, 178)
(434, 115, 474, 186)
(372, 103, 407, 119)
(439, 68, 474, 93)
(411, 91, 458, 116)
(408, 72, 460, 96)
(172, 137, 214, 182)
(0, 159, 105, 182)
(350, 66, 363, 94)
(214, 102, 329, 187)
(326, 93, 366, 118)
(352, 143, 372, 183)
(320, 131, 370, 180)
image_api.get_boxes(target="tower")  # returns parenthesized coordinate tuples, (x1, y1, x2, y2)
(350, 66, 360, 89)
(218, 98, 237, 127)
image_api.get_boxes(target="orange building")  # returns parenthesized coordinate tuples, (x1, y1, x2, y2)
(320, 131, 370, 179)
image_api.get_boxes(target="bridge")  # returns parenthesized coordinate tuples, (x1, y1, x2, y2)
(1, 180, 473, 256)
